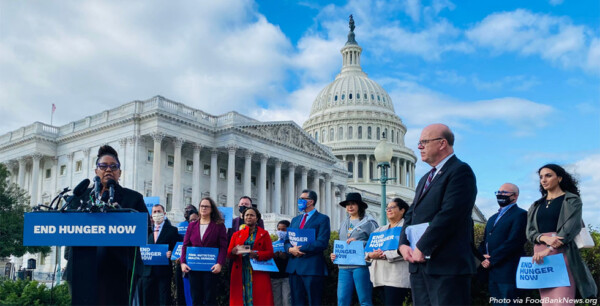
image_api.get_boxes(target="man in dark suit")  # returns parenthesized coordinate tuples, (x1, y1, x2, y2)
(285, 189, 330, 306)
(398, 123, 477, 305)
(227, 196, 264, 240)
(141, 204, 181, 305)
(479, 183, 527, 305)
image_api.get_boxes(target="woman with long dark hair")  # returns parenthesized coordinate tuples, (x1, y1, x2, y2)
(228, 207, 275, 306)
(526, 164, 597, 301)
(181, 197, 228, 305)
(330, 192, 378, 306)
(365, 198, 411, 305)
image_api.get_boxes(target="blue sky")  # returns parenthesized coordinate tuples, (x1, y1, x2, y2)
(1, 0, 599, 225)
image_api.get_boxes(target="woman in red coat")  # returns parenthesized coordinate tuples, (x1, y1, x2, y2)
(228, 207, 274, 306)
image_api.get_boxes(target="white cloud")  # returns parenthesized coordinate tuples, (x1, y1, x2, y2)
(567, 154, 600, 227)
(549, 0, 564, 6)
(471, 75, 540, 91)
(466, 9, 598, 72)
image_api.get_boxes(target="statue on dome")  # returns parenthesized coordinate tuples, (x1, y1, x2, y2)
(349, 14, 355, 32)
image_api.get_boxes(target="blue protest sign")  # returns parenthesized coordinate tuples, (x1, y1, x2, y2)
(516, 254, 570, 289)
(218, 207, 233, 229)
(287, 228, 315, 247)
(333, 240, 366, 266)
(250, 258, 279, 272)
(171, 242, 183, 261)
(143, 197, 160, 215)
(23, 212, 148, 246)
(186, 247, 218, 271)
(364, 227, 402, 253)
(178, 221, 189, 236)
(272, 241, 285, 253)
(140, 244, 169, 265)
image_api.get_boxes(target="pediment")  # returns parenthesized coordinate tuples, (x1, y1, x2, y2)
(237, 122, 336, 161)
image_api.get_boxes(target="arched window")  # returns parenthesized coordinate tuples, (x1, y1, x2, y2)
(367, 127, 372, 139)
(384, 128, 388, 140)
(315, 131, 319, 142)
(349, 93, 353, 100)
(377, 95, 381, 102)
(358, 161, 363, 178)
(348, 161, 353, 178)
(341, 94, 345, 100)
(376, 127, 381, 140)
(364, 93, 367, 99)
(330, 128, 334, 141)
(321, 129, 326, 142)
(348, 126, 353, 139)
(335, 95, 338, 101)
(338, 127, 343, 140)
(358, 126, 362, 139)
(391, 130, 395, 143)
(371, 94, 375, 100)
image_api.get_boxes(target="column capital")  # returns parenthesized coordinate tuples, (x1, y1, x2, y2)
(18, 156, 27, 164)
(324, 173, 332, 181)
(151, 132, 165, 143)
(193, 143, 203, 153)
(245, 150, 254, 158)
(260, 153, 270, 162)
(31, 153, 43, 162)
(211, 148, 219, 155)
(301, 167, 309, 175)
(81, 147, 91, 155)
(127, 136, 138, 145)
(66, 152, 74, 161)
(173, 137, 185, 148)
(274, 158, 282, 166)
(119, 138, 128, 147)
(227, 145, 238, 153)
(287, 162, 297, 170)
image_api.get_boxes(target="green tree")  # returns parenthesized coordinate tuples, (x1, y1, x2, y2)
(0, 163, 50, 258)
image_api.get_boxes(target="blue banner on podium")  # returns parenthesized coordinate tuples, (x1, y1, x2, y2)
(141, 244, 169, 265)
(186, 247, 218, 271)
(217, 207, 233, 229)
(287, 228, 315, 247)
(23, 212, 148, 246)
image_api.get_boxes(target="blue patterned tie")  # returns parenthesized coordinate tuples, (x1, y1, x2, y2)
(420, 167, 437, 198)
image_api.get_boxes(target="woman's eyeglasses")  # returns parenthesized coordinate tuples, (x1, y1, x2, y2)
(97, 163, 120, 171)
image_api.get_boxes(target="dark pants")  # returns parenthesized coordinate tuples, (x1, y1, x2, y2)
(142, 275, 172, 305)
(489, 278, 519, 306)
(189, 271, 217, 306)
(289, 273, 324, 306)
(410, 269, 471, 306)
(383, 286, 410, 306)
(175, 264, 185, 305)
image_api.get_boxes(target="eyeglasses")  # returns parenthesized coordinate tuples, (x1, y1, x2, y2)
(385, 205, 398, 211)
(299, 197, 311, 201)
(495, 191, 515, 196)
(418, 138, 443, 147)
(97, 163, 120, 171)
(199, 205, 211, 209)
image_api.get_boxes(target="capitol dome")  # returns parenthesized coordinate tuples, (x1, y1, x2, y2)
(303, 16, 417, 202)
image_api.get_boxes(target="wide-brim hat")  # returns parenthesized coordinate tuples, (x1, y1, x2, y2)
(339, 192, 368, 209)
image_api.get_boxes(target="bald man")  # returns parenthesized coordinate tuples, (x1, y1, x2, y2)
(478, 183, 527, 305)
(398, 123, 478, 305)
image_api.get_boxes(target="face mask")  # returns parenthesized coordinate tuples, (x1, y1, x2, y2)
(152, 213, 165, 224)
(239, 206, 248, 214)
(276, 230, 287, 241)
(496, 195, 512, 207)
(297, 199, 308, 212)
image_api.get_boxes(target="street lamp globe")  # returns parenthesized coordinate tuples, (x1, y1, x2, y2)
(374, 139, 393, 163)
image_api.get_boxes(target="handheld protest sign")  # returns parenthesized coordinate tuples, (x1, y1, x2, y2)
(23, 212, 148, 246)
(250, 258, 279, 272)
(143, 197, 160, 215)
(171, 242, 184, 261)
(364, 227, 401, 253)
(333, 240, 366, 266)
(287, 228, 315, 247)
(272, 241, 285, 253)
(516, 254, 570, 289)
(186, 247, 219, 271)
(217, 207, 233, 229)
(140, 244, 169, 265)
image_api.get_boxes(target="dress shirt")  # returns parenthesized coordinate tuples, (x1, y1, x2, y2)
(431, 153, 454, 179)
(301, 208, 318, 225)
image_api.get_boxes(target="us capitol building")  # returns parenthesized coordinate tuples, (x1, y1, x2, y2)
(0, 19, 485, 275)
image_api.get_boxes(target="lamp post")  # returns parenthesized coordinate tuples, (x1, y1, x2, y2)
(374, 136, 396, 225)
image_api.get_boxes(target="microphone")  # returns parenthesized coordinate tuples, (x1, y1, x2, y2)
(93, 176, 102, 204)
(106, 179, 117, 204)
(61, 179, 90, 211)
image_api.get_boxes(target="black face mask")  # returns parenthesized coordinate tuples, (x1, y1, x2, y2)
(239, 206, 247, 214)
(496, 195, 513, 207)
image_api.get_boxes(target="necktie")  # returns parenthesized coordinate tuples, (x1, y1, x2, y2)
(154, 225, 160, 242)
(421, 167, 437, 197)
(299, 214, 308, 229)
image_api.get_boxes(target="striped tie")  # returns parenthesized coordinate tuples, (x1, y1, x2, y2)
(420, 167, 437, 198)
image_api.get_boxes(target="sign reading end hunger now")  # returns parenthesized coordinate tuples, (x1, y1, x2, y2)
(23, 212, 148, 246)
(364, 227, 401, 253)
(333, 240, 366, 266)
(516, 254, 570, 289)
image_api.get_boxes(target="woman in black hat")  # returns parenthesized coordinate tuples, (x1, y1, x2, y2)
(330, 192, 379, 306)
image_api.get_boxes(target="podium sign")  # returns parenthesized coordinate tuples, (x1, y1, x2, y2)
(23, 212, 148, 246)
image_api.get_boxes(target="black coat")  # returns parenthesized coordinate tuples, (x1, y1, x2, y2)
(478, 204, 527, 283)
(69, 185, 148, 305)
(399, 155, 478, 275)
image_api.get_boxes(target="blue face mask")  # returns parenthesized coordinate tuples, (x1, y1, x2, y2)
(297, 199, 308, 212)
(276, 230, 288, 241)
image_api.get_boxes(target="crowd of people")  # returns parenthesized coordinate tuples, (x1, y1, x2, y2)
(66, 123, 597, 306)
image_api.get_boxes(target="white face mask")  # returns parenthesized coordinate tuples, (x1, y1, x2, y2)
(152, 213, 165, 224)
(276, 230, 287, 241)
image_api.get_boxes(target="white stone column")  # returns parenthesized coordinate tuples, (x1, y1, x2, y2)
(365, 155, 371, 181)
(82, 148, 91, 181)
(129, 136, 140, 191)
(401, 159, 407, 187)
(67, 152, 74, 188)
(210, 149, 218, 199)
(287, 163, 296, 215)
(274, 159, 282, 214)
(227, 145, 237, 207)
(325, 174, 331, 217)
(151, 133, 165, 200)
(353, 154, 358, 183)
(172, 138, 184, 213)
(192, 144, 202, 205)
(411, 163, 416, 188)
(30, 154, 42, 206)
(244, 150, 253, 197)
(51, 157, 59, 198)
(311, 171, 320, 194)
(301, 167, 308, 190)
(119, 138, 128, 186)
(17, 157, 26, 187)
(258, 154, 268, 213)
(396, 157, 401, 186)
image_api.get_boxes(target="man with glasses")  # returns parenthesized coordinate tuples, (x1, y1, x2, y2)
(478, 183, 527, 305)
(285, 189, 331, 306)
(398, 123, 477, 305)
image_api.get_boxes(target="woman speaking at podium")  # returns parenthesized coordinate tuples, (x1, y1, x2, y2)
(67, 145, 148, 305)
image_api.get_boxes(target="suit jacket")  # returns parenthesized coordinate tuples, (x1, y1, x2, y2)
(181, 220, 228, 266)
(399, 155, 477, 275)
(142, 219, 181, 277)
(285, 210, 330, 276)
(478, 204, 527, 283)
